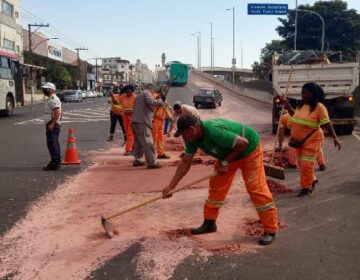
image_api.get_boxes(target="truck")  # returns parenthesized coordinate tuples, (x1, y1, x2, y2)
(166, 61, 189, 86)
(272, 52, 359, 135)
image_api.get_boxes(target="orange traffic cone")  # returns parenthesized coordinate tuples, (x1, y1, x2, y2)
(62, 128, 81, 165)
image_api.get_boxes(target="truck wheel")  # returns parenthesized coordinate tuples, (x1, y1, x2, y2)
(5, 95, 14, 117)
(343, 124, 354, 135)
(334, 125, 343, 135)
(194, 103, 199, 109)
(212, 102, 217, 109)
(218, 101, 222, 106)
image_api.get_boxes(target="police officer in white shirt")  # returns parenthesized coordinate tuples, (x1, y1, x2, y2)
(42, 82, 62, 171)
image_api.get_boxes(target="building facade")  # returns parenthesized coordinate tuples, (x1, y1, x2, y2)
(101, 57, 130, 85)
(0, 0, 22, 61)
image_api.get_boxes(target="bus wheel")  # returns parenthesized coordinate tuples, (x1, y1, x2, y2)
(5, 95, 14, 116)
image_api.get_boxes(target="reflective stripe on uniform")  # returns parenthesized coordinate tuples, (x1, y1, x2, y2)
(205, 199, 224, 207)
(256, 202, 275, 212)
(289, 116, 319, 128)
(297, 155, 316, 161)
(319, 118, 330, 125)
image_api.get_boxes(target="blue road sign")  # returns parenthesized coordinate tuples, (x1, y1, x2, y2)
(248, 3, 288, 15)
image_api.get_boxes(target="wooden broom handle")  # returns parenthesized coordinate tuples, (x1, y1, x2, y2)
(271, 69, 293, 164)
(105, 173, 214, 221)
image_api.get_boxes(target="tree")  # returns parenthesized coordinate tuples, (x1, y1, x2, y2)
(253, 0, 360, 79)
(277, 0, 360, 60)
(252, 40, 287, 80)
(46, 64, 72, 90)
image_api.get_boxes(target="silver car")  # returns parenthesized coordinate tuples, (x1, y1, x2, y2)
(63, 90, 83, 102)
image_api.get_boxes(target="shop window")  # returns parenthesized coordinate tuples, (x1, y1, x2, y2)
(2, 0, 13, 17)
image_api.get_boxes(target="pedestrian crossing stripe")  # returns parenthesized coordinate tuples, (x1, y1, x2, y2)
(15, 107, 109, 125)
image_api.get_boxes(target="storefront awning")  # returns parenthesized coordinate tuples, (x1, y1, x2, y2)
(21, 63, 47, 70)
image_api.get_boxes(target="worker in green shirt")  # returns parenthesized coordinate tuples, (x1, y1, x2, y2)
(162, 115, 279, 245)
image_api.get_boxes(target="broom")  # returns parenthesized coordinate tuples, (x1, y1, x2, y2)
(264, 70, 293, 180)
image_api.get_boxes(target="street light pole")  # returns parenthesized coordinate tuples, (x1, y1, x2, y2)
(294, 0, 298, 50)
(28, 23, 49, 103)
(226, 7, 236, 85)
(197, 31, 202, 71)
(294, 8, 325, 51)
(210, 22, 213, 75)
(191, 33, 199, 69)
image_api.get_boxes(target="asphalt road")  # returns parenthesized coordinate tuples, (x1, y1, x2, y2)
(1, 74, 360, 279)
(89, 74, 360, 279)
(0, 96, 118, 236)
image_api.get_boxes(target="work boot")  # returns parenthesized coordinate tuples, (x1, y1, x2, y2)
(157, 154, 170, 159)
(259, 232, 276, 246)
(311, 179, 319, 191)
(190, 220, 217, 235)
(318, 164, 326, 171)
(147, 163, 162, 169)
(107, 135, 113, 141)
(133, 160, 146, 167)
(42, 161, 60, 171)
(297, 188, 312, 197)
(287, 164, 297, 169)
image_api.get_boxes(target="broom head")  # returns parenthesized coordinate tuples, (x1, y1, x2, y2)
(264, 164, 285, 180)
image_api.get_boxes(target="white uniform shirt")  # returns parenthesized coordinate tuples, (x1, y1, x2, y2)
(44, 94, 62, 125)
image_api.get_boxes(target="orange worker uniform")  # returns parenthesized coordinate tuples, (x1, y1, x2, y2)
(288, 103, 330, 189)
(185, 119, 279, 233)
(279, 113, 326, 166)
(109, 93, 123, 115)
(119, 93, 137, 152)
(152, 101, 174, 156)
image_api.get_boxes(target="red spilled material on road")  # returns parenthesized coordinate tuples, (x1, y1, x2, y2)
(244, 219, 289, 238)
(267, 179, 293, 194)
(206, 244, 246, 255)
(165, 228, 193, 241)
(263, 148, 289, 168)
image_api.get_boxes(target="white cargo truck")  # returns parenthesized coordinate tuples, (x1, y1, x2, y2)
(272, 54, 359, 134)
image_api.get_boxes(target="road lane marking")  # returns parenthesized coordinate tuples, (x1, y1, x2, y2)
(352, 132, 360, 141)
(15, 107, 110, 125)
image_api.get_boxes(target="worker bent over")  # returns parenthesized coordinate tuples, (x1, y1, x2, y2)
(119, 85, 137, 156)
(162, 116, 279, 245)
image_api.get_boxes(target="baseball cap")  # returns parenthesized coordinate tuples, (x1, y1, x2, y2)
(41, 82, 56, 91)
(174, 115, 199, 137)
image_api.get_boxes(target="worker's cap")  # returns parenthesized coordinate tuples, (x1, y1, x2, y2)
(41, 82, 56, 91)
(174, 115, 199, 137)
(120, 84, 135, 93)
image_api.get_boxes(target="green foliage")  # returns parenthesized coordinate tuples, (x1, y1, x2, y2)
(253, 0, 360, 79)
(252, 40, 287, 80)
(46, 63, 72, 90)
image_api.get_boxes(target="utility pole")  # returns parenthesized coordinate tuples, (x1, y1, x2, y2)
(28, 23, 49, 103)
(75, 47, 88, 89)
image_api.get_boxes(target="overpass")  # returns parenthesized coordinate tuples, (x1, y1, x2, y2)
(198, 66, 257, 83)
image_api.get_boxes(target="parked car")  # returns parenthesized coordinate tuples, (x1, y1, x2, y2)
(81, 90, 87, 99)
(56, 91, 64, 102)
(193, 87, 223, 109)
(97, 91, 103, 97)
(63, 90, 83, 102)
(86, 91, 96, 98)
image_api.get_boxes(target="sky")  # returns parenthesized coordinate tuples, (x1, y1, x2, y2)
(21, 0, 360, 70)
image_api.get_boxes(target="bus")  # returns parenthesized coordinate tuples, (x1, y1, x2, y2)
(166, 61, 189, 86)
(0, 50, 23, 116)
